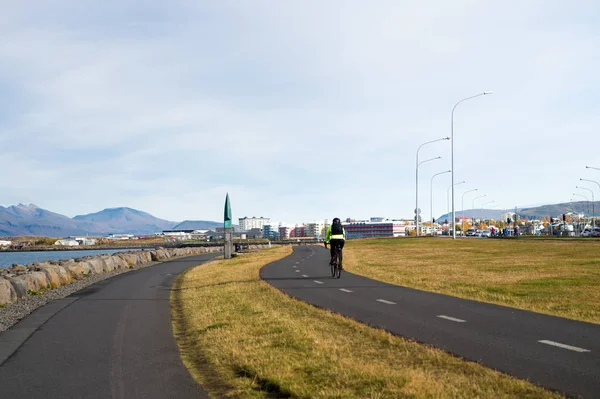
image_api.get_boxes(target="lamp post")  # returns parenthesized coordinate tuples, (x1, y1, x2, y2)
(471, 194, 486, 229)
(447, 181, 465, 226)
(573, 193, 589, 220)
(586, 166, 600, 171)
(416, 138, 449, 237)
(461, 188, 478, 235)
(430, 170, 451, 234)
(481, 199, 495, 223)
(576, 186, 595, 227)
(451, 91, 493, 239)
(580, 178, 599, 228)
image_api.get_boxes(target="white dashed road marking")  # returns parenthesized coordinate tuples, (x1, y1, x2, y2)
(314, 280, 324, 284)
(538, 340, 590, 353)
(376, 299, 396, 305)
(295, 270, 300, 273)
(302, 274, 308, 278)
(437, 315, 466, 323)
(339, 289, 353, 293)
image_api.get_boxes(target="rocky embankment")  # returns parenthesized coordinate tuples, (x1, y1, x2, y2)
(0, 247, 221, 330)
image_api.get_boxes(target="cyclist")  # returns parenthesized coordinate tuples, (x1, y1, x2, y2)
(324, 218, 346, 268)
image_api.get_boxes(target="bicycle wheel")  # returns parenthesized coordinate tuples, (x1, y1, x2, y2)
(335, 250, 342, 278)
(330, 250, 336, 277)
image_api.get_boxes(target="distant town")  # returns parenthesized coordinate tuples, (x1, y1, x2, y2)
(1, 208, 598, 250)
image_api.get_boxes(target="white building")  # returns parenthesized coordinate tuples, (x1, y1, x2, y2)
(305, 221, 328, 240)
(0, 240, 11, 247)
(55, 239, 80, 246)
(74, 237, 97, 246)
(106, 234, 134, 240)
(239, 216, 270, 231)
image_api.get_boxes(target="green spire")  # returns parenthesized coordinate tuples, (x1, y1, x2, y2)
(224, 193, 232, 229)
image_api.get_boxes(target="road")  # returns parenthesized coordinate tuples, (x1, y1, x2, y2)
(261, 245, 600, 398)
(0, 254, 217, 399)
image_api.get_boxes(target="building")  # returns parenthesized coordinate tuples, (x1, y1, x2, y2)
(73, 237, 97, 245)
(278, 225, 293, 240)
(106, 234, 134, 240)
(343, 220, 408, 239)
(290, 225, 305, 238)
(305, 221, 328, 240)
(55, 239, 80, 246)
(239, 216, 270, 231)
(0, 240, 11, 247)
(262, 224, 280, 239)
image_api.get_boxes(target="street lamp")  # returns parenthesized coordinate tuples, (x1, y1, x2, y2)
(471, 194, 486, 228)
(430, 170, 451, 233)
(415, 150, 444, 237)
(586, 166, 600, 171)
(573, 193, 589, 219)
(447, 181, 465, 224)
(451, 91, 493, 239)
(580, 178, 599, 228)
(481, 199, 495, 222)
(461, 188, 478, 235)
(576, 185, 595, 227)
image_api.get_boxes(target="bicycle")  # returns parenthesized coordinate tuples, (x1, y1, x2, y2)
(330, 242, 343, 279)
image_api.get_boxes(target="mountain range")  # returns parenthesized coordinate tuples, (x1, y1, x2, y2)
(435, 200, 597, 222)
(0, 204, 221, 237)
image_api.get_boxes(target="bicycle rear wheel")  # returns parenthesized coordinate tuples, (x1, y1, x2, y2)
(330, 251, 336, 277)
(335, 250, 342, 278)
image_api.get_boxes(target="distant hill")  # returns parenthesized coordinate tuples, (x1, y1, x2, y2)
(0, 204, 88, 237)
(73, 207, 178, 235)
(171, 220, 222, 230)
(436, 209, 506, 223)
(518, 201, 596, 218)
(0, 204, 218, 237)
(436, 201, 598, 222)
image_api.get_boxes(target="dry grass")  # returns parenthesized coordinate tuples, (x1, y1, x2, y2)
(171, 246, 562, 398)
(343, 237, 600, 324)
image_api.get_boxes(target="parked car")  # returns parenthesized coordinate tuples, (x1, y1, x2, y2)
(592, 227, 600, 237)
(582, 228, 593, 237)
(480, 230, 491, 238)
(466, 228, 476, 236)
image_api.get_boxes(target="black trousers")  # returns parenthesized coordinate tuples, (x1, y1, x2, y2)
(329, 239, 345, 263)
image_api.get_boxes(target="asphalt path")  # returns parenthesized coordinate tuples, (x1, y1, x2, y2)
(0, 253, 218, 399)
(261, 245, 600, 398)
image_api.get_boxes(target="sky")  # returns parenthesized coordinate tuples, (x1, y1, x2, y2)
(1, 1, 599, 224)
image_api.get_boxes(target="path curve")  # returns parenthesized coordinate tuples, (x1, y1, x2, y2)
(0, 253, 218, 399)
(261, 245, 600, 398)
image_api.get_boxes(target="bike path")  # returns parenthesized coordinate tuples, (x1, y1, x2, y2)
(0, 253, 218, 399)
(260, 246, 600, 398)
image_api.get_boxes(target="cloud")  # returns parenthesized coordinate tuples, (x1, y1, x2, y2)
(1, 1, 599, 223)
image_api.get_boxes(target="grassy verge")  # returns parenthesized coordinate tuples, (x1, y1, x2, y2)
(344, 237, 600, 324)
(171, 246, 561, 398)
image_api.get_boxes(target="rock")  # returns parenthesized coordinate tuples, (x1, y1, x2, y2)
(64, 263, 92, 280)
(99, 256, 117, 272)
(10, 272, 49, 293)
(117, 253, 141, 267)
(0, 277, 17, 305)
(11, 264, 27, 271)
(138, 251, 152, 263)
(37, 264, 71, 286)
(86, 258, 107, 274)
(38, 267, 61, 289)
(112, 256, 130, 269)
(8, 277, 28, 298)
